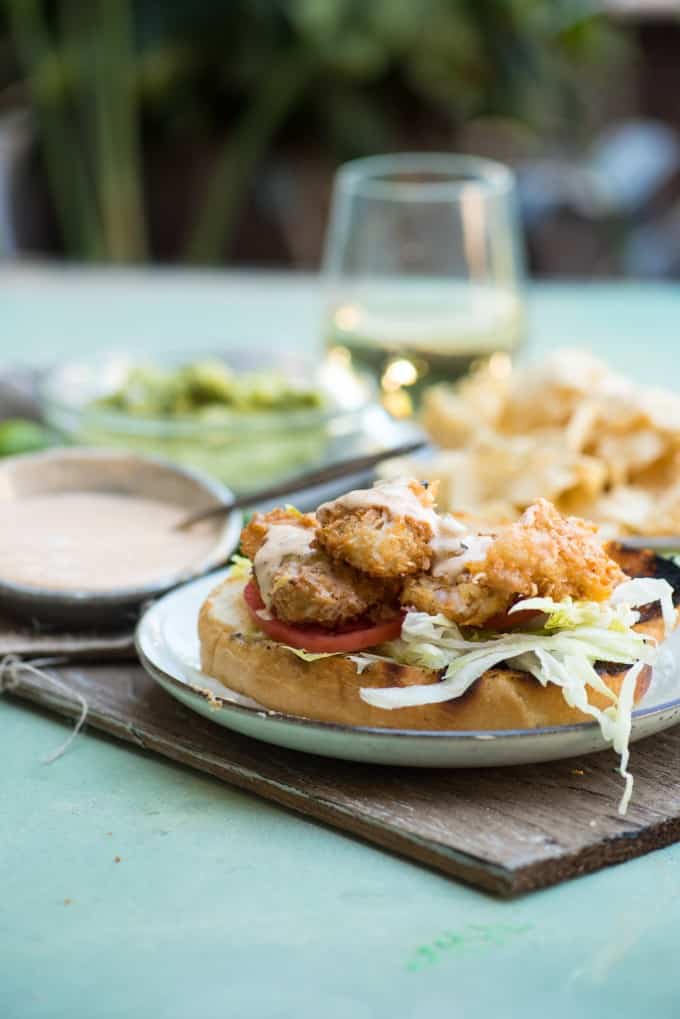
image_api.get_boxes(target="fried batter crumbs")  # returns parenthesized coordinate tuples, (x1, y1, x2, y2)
(471, 498, 626, 603)
(240, 508, 316, 561)
(237, 485, 628, 631)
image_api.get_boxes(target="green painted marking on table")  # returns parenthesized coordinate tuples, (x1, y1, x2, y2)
(405, 922, 534, 972)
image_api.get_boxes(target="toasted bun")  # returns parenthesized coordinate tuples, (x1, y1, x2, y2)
(198, 545, 678, 731)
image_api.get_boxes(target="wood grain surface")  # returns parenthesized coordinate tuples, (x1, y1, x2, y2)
(7, 660, 680, 897)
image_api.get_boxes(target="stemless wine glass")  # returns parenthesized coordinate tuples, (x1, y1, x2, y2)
(322, 153, 526, 416)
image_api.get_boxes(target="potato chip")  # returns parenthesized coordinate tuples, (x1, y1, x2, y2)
(380, 348, 680, 536)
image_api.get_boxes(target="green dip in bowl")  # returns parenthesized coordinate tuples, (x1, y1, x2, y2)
(40, 350, 376, 492)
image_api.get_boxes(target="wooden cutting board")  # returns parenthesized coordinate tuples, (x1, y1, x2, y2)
(7, 660, 680, 897)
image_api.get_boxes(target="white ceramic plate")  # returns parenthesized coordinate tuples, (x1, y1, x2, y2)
(135, 570, 680, 768)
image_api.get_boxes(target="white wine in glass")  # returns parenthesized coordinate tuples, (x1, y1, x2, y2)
(322, 154, 526, 415)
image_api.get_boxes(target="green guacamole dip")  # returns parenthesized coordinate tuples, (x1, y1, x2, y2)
(68, 358, 333, 491)
(95, 360, 324, 419)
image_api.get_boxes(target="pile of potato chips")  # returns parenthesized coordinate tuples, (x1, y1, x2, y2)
(380, 349, 680, 535)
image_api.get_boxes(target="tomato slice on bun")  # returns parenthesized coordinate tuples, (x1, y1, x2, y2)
(243, 579, 404, 653)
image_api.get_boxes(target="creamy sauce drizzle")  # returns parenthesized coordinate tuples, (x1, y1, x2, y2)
(318, 478, 494, 581)
(253, 523, 314, 607)
(319, 478, 438, 527)
(432, 533, 494, 581)
(0, 492, 218, 592)
(430, 513, 468, 559)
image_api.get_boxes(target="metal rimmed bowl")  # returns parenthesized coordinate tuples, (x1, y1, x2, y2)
(38, 349, 377, 493)
(0, 447, 242, 627)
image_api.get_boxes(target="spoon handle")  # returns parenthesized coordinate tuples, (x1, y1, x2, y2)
(619, 537, 680, 552)
(177, 438, 428, 530)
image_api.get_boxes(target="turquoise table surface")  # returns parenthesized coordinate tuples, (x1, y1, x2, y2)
(2, 268, 680, 1019)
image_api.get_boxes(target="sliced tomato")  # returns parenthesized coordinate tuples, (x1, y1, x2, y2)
(243, 579, 404, 653)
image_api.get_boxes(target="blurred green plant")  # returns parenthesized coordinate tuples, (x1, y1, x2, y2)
(2, 0, 623, 264)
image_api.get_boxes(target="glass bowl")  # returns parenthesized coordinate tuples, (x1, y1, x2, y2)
(39, 349, 377, 492)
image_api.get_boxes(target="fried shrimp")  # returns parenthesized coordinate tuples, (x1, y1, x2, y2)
(401, 498, 627, 626)
(240, 508, 316, 561)
(241, 509, 395, 627)
(316, 479, 438, 579)
(267, 552, 396, 627)
(241, 490, 627, 631)
(476, 498, 627, 603)
(401, 573, 511, 628)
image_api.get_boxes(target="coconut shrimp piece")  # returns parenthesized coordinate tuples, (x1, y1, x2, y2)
(401, 573, 511, 628)
(316, 479, 438, 579)
(268, 552, 397, 627)
(241, 508, 395, 626)
(240, 508, 316, 561)
(402, 498, 627, 627)
(472, 498, 627, 603)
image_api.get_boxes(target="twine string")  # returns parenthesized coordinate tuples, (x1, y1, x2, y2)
(0, 654, 88, 762)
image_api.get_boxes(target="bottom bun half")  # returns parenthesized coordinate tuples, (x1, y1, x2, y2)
(197, 574, 659, 731)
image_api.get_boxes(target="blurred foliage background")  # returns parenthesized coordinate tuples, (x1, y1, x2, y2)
(2, 0, 679, 275)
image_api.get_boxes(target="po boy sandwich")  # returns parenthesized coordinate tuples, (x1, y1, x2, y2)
(199, 479, 679, 812)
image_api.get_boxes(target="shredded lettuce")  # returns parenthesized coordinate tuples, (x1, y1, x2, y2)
(379, 638, 452, 671)
(612, 659, 644, 814)
(348, 652, 399, 674)
(609, 577, 675, 637)
(509, 596, 639, 632)
(359, 579, 677, 815)
(229, 554, 253, 580)
(282, 645, 339, 663)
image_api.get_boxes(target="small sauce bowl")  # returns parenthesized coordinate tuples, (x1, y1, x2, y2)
(0, 447, 241, 627)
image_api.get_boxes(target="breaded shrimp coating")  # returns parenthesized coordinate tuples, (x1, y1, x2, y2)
(476, 498, 627, 603)
(402, 499, 627, 627)
(401, 573, 511, 628)
(316, 479, 437, 579)
(268, 552, 396, 627)
(242, 509, 395, 627)
(240, 508, 316, 561)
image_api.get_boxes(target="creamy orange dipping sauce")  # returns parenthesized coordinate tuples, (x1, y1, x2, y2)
(0, 492, 217, 592)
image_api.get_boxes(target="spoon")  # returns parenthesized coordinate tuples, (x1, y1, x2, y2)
(176, 438, 429, 530)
